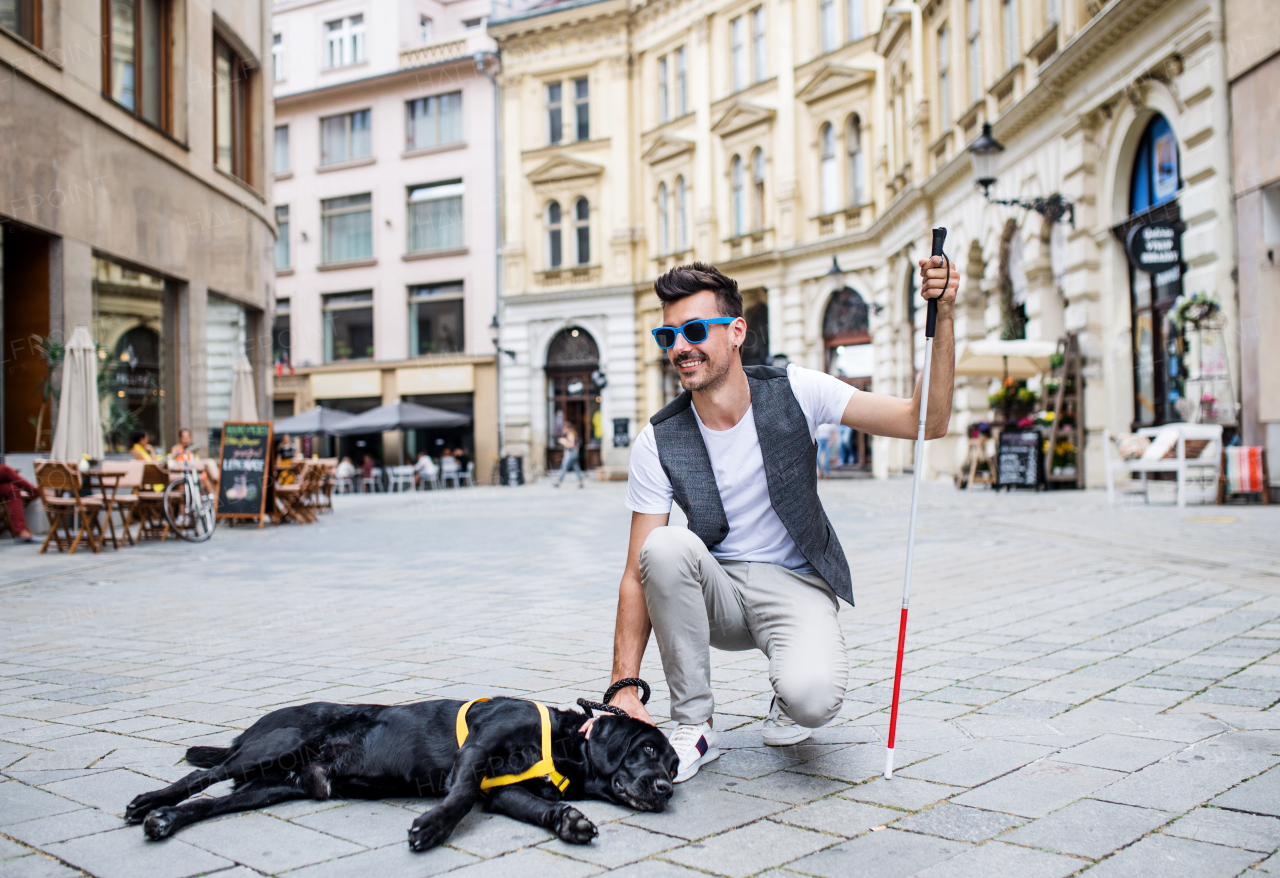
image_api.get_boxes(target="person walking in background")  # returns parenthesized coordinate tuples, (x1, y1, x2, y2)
(0, 464, 38, 542)
(839, 424, 854, 466)
(816, 422, 837, 478)
(554, 425, 585, 488)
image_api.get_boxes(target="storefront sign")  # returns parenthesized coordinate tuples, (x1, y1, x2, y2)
(996, 431, 1042, 489)
(1126, 222, 1181, 273)
(216, 421, 273, 525)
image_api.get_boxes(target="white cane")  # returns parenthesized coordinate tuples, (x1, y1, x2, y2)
(885, 227, 949, 780)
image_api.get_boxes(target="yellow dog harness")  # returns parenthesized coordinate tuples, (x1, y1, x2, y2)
(455, 698, 570, 794)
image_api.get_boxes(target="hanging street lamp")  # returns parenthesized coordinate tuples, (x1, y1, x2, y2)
(968, 122, 1076, 227)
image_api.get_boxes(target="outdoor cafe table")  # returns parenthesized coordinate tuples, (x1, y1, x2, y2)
(82, 470, 125, 550)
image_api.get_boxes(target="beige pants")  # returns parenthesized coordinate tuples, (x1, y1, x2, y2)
(639, 526, 849, 727)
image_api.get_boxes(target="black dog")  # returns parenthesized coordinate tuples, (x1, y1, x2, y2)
(124, 697, 677, 850)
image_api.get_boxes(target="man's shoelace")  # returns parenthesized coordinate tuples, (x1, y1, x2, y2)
(669, 725, 705, 751)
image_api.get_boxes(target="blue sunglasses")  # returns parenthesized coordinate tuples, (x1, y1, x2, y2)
(652, 317, 736, 349)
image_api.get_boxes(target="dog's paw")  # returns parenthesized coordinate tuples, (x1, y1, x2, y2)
(553, 806, 597, 845)
(143, 808, 178, 840)
(408, 814, 452, 852)
(125, 794, 159, 824)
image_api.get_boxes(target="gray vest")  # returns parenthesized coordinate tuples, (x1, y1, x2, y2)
(649, 365, 854, 606)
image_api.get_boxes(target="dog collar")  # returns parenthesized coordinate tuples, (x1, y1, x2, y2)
(456, 698, 571, 795)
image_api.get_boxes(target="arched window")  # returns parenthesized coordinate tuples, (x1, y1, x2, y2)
(820, 123, 838, 214)
(731, 155, 745, 236)
(546, 200, 562, 268)
(751, 149, 766, 231)
(675, 176, 688, 251)
(846, 115, 863, 207)
(574, 197, 590, 265)
(657, 183, 669, 255)
(1131, 114, 1180, 213)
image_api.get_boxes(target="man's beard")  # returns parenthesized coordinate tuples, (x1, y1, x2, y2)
(674, 349, 732, 393)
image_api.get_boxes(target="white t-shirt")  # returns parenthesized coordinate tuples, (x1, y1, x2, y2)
(626, 363, 856, 569)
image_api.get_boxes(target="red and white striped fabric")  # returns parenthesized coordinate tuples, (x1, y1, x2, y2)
(1225, 446, 1265, 494)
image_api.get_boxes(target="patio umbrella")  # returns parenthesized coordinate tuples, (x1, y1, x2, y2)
(954, 339, 1057, 380)
(329, 401, 470, 435)
(51, 325, 105, 461)
(228, 356, 257, 421)
(273, 406, 357, 434)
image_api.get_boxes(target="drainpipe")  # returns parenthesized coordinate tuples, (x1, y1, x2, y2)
(475, 51, 505, 462)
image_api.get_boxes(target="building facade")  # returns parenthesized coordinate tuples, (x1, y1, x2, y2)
(493, 0, 1256, 488)
(271, 0, 499, 470)
(1, 0, 275, 459)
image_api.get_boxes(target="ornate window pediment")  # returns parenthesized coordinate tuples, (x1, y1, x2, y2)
(797, 65, 874, 103)
(711, 102, 775, 137)
(642, 135, 695, 165)
(527, 157, 605, 184)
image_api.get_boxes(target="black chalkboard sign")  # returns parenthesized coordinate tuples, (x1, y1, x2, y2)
(215, 421, 273, 526)
(996, 431, 1042, 490)
(499, 455, 524, 486)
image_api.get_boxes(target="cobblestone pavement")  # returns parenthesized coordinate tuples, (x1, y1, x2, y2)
(1, 478, 1278, 878)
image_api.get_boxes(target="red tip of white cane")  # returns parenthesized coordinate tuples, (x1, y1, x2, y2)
(884, 747, 895, 780)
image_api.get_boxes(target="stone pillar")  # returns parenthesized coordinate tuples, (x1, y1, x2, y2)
(185, 283, 209, 446)
(473, 361, 498, 483)
(381, 368, 401, 465)
(58, 237, 93, 334)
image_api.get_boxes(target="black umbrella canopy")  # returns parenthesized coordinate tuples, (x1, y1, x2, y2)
(273, 406, 358, 434)
(329, 401, 471, 435)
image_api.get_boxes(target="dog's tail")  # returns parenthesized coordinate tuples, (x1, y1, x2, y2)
(185, 746, 230, 768)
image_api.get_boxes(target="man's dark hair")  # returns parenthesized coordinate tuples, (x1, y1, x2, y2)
(654, 262, 743, 318)
(129, 429, 147, 446)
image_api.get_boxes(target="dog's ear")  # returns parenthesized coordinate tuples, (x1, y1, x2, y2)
(585, 717, 642, 778)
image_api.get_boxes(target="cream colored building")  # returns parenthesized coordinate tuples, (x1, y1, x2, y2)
(493, 0, 1248, 487)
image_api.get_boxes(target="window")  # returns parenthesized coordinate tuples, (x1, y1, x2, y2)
(406, 92, 462, 150)
(408, 283, 464, 356)
(325, 14, 364, 68)
(751, 7, 766, 83)
(820, 0, 837, 53)
(214, 36, 251, 180)
(323, 291, 373, 362)
(847, 0, 864, 41)
(547, 82, 562, 144)
(820, 123, 838, 214)
(0, 0, 40, 45)
(463, 17, 483, 28)
(658, 56, 669, 124)
(675, 47, 688, 116)
(321, 193, 372, 263)
(675, 176, 688, 251)
(272, 299, 290, 369)
(419, 14, 432, 42)
(547, 201, 563, 267)
(275, 205, 290, 269)
(104, 0, 172, 130)
(320, 109, 371, 164)
(408, 180, 464, 253)
(658, 183, 669, 255)
(967, 0, 982, 104)
(574, 197, 590, 264)
(1002, 0, 1018, 70)
(272, 33, 284, 81)
(273, 125, 289, 173)
(731, 155, 745, 236)
(574, 77, 590, 141)
(937, 24, 950, 131)
(752, 148, 766, 231)
(846, 116, 863, 206)
(731, 16, 746, 92)
(1044, 0, 1059, 25)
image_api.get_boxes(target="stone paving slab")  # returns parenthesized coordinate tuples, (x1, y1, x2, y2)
(0, 480, 1278, 877)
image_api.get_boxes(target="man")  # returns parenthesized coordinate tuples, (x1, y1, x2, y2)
(606, 256, 958, 782)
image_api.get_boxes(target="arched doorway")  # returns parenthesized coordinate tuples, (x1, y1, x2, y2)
(546, 326, 602, 472)
(111, 325, 162, 449)
(823, 286, 871, 470)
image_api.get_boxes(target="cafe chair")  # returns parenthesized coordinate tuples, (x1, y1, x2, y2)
(274, 462, 314, 525)
(134, 464, 175, 542)
(361, 467, 382, 493)
(35, 461, 104, 554)
(1104, 424, 1223, 507)
(388, 465, 415, 492)
(1218, 447, 1272, 505)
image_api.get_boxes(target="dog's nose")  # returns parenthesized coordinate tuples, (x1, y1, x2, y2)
(653, 777, 672, 796)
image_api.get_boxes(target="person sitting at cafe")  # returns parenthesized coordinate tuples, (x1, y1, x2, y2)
(414, 451, 438, 488)
(336, 456, 356, 480)
(170, 427, 214, 494)
(278, 434, 296, 461)
(130, 429, 157, 460)
(0, 464, 38, 542)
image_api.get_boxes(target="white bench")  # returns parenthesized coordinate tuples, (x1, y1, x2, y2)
(1104, 423, 1223, 507)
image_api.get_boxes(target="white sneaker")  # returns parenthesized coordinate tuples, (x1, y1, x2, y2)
(762, 697, 811, 746)
(668, 722, 719, 783)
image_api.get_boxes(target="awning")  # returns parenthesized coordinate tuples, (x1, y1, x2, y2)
(329, 401, 471, 435)
(955, 339, 1057, 380)
(274, 406, 358, 434)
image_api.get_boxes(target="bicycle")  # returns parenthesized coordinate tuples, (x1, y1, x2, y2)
(163, 451, 217, 542)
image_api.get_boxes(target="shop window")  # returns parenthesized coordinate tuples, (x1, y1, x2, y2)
(574, 197, 591, 265)
(104, 0, 172, 130)
(408, 180, 464, 253)
(92, 258, 168, 451)
(274, 125, 289, 173)
(323, 291, 373, 362)
(545, 327, 602, 471)
(406, 92, 462, 150)
(321, 109, 371, 164)
(206, 295, 247, 430)
(272, 299, 291, 371)
(408, 282, 464, 355)
(214, 35, 252, 181)
(275, 205, 290, 269)
(0, 0, 40, 45)
(321, 193, 372, 263)
(325, 14, 364, 68)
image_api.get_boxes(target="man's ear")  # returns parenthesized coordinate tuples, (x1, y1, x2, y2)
(586, 717, 640, 777)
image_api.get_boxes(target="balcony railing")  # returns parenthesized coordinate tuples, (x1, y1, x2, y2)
(400, 37, 470, 69)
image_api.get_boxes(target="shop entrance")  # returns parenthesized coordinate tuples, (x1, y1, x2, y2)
(546, 327, 602, 472)
(823, 285, 872, 471)
(2, 225, 51, 454)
